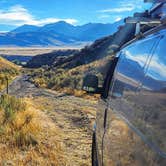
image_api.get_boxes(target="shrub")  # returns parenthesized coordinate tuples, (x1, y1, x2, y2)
(0, 68, 19, 90)
(0, 94, 26, 122)
(0, 95, 40, 147)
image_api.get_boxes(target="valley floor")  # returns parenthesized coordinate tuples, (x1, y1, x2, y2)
(2, 75, 97, 165)
(0, 47, 81, 56)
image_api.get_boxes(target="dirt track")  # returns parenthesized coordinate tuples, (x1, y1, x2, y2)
(7, 75, 97, 166)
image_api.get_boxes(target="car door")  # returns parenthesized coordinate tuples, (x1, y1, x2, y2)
(140, 31, 166, 165)
(102, 32, 162, 166)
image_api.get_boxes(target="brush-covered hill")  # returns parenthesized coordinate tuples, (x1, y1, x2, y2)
(26, 49, 79, 68)
(0, 56, 20, 90)
(26, 35, 114, 69)
(26, 34, 115, 94)
(0, 56, 19, 70)
(26, 20, 136, 94)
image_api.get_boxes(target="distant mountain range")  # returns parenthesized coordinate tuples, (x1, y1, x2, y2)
(0, 20, 123, 47)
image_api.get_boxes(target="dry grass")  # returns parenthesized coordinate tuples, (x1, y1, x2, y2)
(0, 56, 20, 90)
(60, 88, 100, 100)
(29, 55, 114, 98)
(0, 95, 66, 165)
(32, 94, 97, 166)
(0, 57, 19, 70)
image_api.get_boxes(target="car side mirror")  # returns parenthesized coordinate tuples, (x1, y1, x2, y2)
(82, 74, 102, 94)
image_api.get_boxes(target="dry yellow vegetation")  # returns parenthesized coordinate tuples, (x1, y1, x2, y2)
(0, 95, 66, 165)
(0, 56, 20, 90)
(0, 57, 19, 70)
(32, 93, 97, 166)
(29, 55, 113, 97)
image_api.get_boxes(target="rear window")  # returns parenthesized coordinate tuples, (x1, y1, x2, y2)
(142, 34, 166, 154)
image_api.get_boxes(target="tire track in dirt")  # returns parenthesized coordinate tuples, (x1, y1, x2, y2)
(7, 75, 97, 166)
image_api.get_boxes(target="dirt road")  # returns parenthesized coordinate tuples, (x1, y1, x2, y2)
(7, 75, 97, 166)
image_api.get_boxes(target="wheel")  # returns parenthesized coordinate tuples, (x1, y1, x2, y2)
(92, 132, 98, 166)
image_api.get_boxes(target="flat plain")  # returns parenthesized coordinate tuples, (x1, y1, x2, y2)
(0, 47, 81, 56)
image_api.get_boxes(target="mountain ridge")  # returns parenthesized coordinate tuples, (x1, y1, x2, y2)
(0, 20, 123, 47)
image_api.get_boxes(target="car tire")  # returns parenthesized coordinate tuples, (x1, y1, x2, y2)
(92, 132, 98, 166)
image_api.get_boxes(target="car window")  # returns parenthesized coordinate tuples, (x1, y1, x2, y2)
(123, 35, 160, 69)
(141, 35, 166, 154)
(108, 34, 162, 146)
(110, 35, 160, 98)
(105, 34, 165, 165)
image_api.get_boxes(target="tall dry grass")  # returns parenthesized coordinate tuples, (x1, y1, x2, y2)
(0, 94, 39, 147)
(0, 56, 20, 90)
(0, 95, 66, 165)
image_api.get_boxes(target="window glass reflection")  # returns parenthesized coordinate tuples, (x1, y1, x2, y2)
(142, 36, 166, 154)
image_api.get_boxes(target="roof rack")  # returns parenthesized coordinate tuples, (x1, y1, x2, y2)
(124, 0, 166, 36)
(121, 23, 166, 50)
(105, 0, 166, 55)
(125, 17, 161, 35)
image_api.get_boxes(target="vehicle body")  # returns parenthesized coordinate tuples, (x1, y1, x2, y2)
(83, 25, 166, 166)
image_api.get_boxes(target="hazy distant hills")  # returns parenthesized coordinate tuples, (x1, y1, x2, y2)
(0, 20, 123, 47)
(11, 25, 40, 33)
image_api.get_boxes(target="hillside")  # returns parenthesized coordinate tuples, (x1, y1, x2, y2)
(26, 34, 115, 93)
(25, 22, 119, 93)
(26, 49, 79, 68)
(11, 24, 40, 33)
(0, 20, 123, 47)
(0, 31, 80, 47)
(0, 56, 19, 70)
(26, 35, 114, 68)
(26, 19, 136, 95)
(0, 56, 19, 90)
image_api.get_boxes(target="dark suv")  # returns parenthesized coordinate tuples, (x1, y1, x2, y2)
(83, 24, 166, 166)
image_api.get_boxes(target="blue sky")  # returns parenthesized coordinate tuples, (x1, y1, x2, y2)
(0, 0, 151, 32)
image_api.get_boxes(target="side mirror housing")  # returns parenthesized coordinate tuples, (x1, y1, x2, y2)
(82, 74, 102, 94)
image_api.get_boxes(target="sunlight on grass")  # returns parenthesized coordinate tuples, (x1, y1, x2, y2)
(0, 56, 20, 90)
(0, 95, 66, 165)
(0, 94, 38, 147)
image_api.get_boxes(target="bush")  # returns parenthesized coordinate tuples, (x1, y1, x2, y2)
(0, 68, 19, 90)
(0, 94, 26, 122)
(0, 95, 40, 147)
(28, 56, 111, 96)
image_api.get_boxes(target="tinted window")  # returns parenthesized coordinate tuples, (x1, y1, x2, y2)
(105, 34, 165, 165)
(141, 35, 166, 155)
(109, 34, 161, 140)
(111, 35, 160, 98)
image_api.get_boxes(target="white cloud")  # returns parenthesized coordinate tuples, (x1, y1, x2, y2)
(0, 5, 78, 26)
(98, 0, 148, 14)
(115, 17, 122, 22)
(98, 6, 135, 13)
(98, 14, 110, 19)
